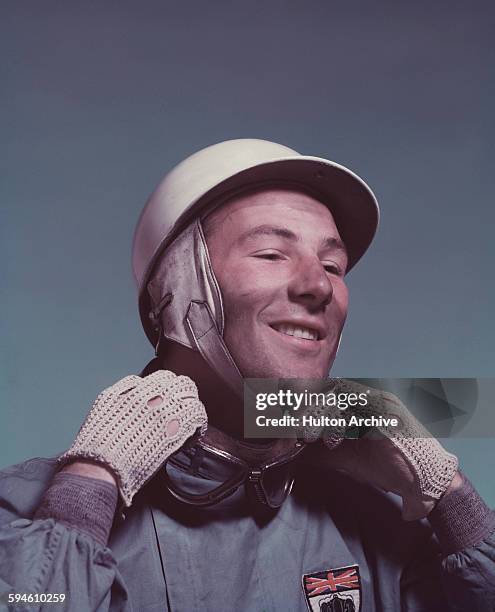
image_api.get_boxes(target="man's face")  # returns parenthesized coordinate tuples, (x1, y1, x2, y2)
(203, 188, 349, 379)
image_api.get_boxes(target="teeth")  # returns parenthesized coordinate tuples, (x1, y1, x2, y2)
(274, 324, 318, 341)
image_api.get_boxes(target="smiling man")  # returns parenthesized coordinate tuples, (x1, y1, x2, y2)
(0, 139, 494, 612)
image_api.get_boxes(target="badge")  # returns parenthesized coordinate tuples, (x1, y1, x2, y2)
(302, 564, 361, 612)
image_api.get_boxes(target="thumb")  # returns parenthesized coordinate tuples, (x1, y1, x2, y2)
(401, 496, 435, 521)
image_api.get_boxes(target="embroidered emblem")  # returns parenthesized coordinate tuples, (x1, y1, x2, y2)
(302, 565, 361, 612)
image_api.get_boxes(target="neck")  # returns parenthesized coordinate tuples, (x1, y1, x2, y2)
(153, 341, 245, 439)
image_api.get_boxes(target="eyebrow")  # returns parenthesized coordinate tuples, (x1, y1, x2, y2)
(238, 225, 297, 243)
(237, 224, 347, 254)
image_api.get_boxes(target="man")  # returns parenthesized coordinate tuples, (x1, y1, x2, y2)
(0, 139, 494, 611)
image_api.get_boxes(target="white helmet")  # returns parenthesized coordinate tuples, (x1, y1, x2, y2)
(132, 139, 379, 394)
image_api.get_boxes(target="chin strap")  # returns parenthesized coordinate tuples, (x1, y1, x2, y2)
(186, 300, 244, 398)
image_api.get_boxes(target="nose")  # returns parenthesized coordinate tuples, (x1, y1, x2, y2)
(288, 258, 333, 311)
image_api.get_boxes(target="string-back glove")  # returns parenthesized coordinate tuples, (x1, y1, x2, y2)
(301, 379, 458, 520)
(59, 370, 207, 506)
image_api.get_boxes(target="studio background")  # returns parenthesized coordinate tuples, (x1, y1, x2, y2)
(2, 1, 494, 503)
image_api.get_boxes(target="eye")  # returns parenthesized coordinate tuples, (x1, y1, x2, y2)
(323, 262, 343, 275)
(253, 252, 284, 261)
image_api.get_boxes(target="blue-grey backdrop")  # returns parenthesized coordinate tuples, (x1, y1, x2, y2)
(2, 1, 494, 503)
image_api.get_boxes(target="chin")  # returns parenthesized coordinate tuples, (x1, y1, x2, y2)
(282, 353, 335, 378)
(283, 367, 330, 380)
(244, 361, 331, 380)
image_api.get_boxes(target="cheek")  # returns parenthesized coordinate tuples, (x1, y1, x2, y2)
(321, 282, 348, 336)
(333, 281, 349, 317)
(217, 262, 281, 315)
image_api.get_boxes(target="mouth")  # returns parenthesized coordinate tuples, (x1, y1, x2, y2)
(269, 322, 322, 342)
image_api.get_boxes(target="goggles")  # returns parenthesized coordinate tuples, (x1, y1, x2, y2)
(163, 428, 306, 509)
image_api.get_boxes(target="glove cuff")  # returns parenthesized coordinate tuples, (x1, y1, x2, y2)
(35, 472, 118, 546)
(429, 472, 495, 554)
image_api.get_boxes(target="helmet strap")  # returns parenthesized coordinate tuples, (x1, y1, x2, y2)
(186, 300, 244, 398)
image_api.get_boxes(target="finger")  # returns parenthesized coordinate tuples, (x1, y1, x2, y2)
(142, 369, 177, 386)
(318, 439, 360, 472)
(84, 375, 142, 431)
(95, 375, 142, 404)
(140, 371, 199, 403)
(322, 433, 344, 451)
(172, 375, 200, 400)
(132, 370, 182, 408)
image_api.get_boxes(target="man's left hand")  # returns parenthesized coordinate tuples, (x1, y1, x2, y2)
(301, 380, 459, 520)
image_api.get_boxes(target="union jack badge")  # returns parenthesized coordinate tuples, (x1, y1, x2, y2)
(302, 564, 361, 612)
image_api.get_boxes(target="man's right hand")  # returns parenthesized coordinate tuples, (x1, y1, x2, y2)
(59, 370, 208, 506)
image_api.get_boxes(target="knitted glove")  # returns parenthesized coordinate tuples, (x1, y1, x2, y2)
(301, 379, 458, 518)
(59, 370, 207, 506)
